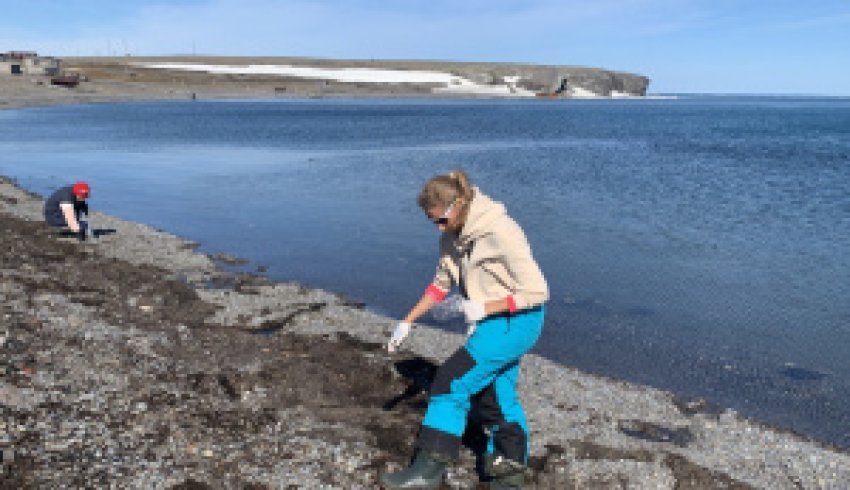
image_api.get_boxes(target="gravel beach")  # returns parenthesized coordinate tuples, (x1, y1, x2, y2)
(2, 75, 849, 489)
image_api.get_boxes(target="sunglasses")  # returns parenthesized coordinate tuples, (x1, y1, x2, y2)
(431, 201, 456, 225)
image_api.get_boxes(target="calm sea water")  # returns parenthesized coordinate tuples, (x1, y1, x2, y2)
(1, 96, 848, 448)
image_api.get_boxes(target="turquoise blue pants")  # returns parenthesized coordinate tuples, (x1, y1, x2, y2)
(415, 305, 544, 463)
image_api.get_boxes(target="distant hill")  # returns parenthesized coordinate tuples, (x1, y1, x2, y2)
(63, 56, 650, 98)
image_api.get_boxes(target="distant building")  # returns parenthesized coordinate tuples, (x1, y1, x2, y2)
(0, 51, 60, 76)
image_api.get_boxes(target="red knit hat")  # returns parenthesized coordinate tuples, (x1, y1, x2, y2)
(72, 181, 90, 198)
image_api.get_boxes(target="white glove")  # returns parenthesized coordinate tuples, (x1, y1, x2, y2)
(387, 322, 411, 352)
(462, 300, 486, 324)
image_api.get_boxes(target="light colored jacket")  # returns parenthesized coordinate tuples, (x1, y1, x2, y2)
(429, 188, 548, 311)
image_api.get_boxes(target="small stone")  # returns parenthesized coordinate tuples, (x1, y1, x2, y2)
(1, 447, 14, 465)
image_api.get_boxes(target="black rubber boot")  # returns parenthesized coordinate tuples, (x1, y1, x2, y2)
(487, 455, 526, 489)
(381, 451, 448, 489)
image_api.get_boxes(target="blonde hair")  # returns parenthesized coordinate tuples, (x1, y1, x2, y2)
(418, 169, 474, 215)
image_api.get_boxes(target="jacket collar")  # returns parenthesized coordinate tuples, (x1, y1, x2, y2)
(454, 187, 505, 249)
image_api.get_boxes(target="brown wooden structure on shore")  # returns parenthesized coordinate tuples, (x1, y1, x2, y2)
(50, 74, 80, 87)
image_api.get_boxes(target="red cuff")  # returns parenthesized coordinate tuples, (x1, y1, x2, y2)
(506, 295, 518, 314)
(425, 284, 448, 302)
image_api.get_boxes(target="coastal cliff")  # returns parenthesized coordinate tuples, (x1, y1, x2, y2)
(440, 62, 650, 96)
(57, 56, 650, 98)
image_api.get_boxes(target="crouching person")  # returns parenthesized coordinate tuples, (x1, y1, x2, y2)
(44, 181, 91, 240)
(383, 170, 548, 489)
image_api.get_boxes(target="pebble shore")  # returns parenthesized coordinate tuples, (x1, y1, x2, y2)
(1, 87, 849, 488)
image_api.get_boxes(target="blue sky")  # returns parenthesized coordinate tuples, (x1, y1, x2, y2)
(3, 0, 849, 94)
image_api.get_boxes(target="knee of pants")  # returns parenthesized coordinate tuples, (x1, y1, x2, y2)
(430, 348, 478, 397)
(429, 390, 472, 413)
(494, 394, 526, 426)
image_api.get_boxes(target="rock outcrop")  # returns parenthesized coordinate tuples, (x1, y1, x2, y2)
(445, 63, 650, 96)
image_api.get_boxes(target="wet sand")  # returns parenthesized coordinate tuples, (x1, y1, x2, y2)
(1, 82, 849, 488)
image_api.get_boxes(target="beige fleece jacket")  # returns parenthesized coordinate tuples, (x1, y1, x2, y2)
(430, 188, 548, 310)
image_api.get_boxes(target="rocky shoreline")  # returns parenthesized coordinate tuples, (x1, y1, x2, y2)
(1, 99, 849, 487)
